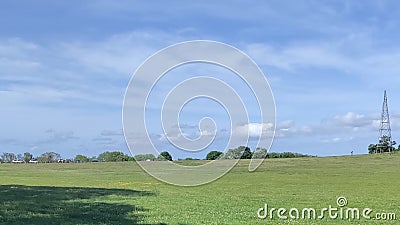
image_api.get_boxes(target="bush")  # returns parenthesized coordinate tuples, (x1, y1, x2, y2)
(206, 151, 223, 160)
(134, 154, 156, 161)
(98, 151, 134, 162)
(38, 152, 61, 163)
(240, 147, 252, 159)
(157, 151, 172, 161)
(74, 154, 90, 163)
(266, 152, 312, 158)
(223, 146, 249, 159)
(253, 148, 268, 159)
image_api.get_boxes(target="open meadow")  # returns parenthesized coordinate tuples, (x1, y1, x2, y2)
(1, 154, 399, 225)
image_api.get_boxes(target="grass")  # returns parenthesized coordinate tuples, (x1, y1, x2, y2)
(0, 154, 400, 224)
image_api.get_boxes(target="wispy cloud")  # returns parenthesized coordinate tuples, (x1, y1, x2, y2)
(100, 129, 124, 136)
(246, 40, 400, 83)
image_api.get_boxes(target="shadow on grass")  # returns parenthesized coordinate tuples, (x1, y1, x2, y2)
(0, 185, 166, 225)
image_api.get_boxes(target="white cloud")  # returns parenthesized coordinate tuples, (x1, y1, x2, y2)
(275, 121, 313, 138)
(234, 123, 274, 138)
(321, 136, 354, 143)
(333, 112, 372, 128)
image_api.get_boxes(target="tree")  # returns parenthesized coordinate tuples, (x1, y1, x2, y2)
(281, 152, 296, 158)
(23, 152, 33, 163)
(206, 151, 223, 160)
(98, 151, 133, 162)
(240, 147, 253, 159)
(74, 154, 90, 163)
(378, 136, 396, 153)
(157, 151, 172, 161)
(38, 152, 61, 163)
(1, 153, 16, 163)
(134, 154, 156, 161)
(253, 148, 268, 159)
(16, 154, 23, 161)
(369, 136, 396, 154)
(223, 146, 251, 159)
(267, 152, 280, 158)
(223, 147, 242, 159)
(368, 144, 377, 154)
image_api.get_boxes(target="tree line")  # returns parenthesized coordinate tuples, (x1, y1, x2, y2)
(0, 151, 135, 163)
(0, 151, 173, 164)
(0, 147, 311, 164)
(134, 146, 313, 161)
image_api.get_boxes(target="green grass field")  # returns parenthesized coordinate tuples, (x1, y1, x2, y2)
(1, 154, 399, 224)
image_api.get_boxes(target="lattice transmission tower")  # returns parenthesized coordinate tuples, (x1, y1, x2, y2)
(378, 90, 392, 153)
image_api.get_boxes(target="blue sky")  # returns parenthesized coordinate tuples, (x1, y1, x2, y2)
(2, 1, 400, 159)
